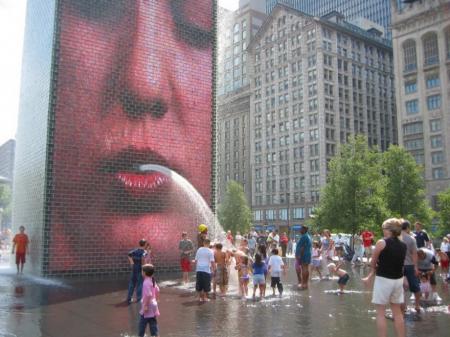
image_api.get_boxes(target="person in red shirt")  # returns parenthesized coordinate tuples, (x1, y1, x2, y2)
(280, 232, 289, 257)
(361, 229, 374, 264)
(12, 226, 29, 274)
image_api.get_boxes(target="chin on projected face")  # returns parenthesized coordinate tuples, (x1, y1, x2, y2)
(49, 0, 213, 272)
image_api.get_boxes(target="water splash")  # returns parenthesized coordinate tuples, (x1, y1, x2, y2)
(139, 164, 223, 242)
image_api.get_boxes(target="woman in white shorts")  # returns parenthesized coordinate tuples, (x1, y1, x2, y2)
(362, 218, 407, 337)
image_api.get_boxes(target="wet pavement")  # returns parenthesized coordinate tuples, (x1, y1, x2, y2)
(0, 259, 449, 337)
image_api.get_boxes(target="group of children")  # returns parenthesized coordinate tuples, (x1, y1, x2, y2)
(310, 240, 351, 292)
(211, 242, 287, 300)
(132, 235, 352, 337)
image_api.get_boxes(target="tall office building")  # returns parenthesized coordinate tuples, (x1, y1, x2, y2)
(391, 0, 450, 209)
(265, 0, 394, 39)
(217, 1, 266, 203)
(217, 1, 267, 96)
(248, 4, 396, 233)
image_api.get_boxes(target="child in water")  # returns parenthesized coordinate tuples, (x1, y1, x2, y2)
(252, 253, 267, 300)
(236, 255, 251, 298)
(420, 273, 432, 300)
(139, 264, 160, 337)
(268, 248, 286, 296)
(327, 262, 350, 294)
(213, 243, 229, 297)
(311, 241, 322, 280)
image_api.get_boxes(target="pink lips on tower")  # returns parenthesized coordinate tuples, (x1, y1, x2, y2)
(98, 148, 175, 213)
(114, 171, 170, 199)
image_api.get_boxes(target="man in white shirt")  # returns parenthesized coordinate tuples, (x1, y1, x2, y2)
(335, 234, 345, 260)
(194, 239, 215, 302)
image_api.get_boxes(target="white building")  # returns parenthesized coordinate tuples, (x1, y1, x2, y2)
(248, 4, 397, 232)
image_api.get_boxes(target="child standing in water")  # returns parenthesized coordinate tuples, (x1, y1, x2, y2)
(327, 262, 350, 294)
(236, 255, 250, 298)
(420, 273, 432, 300)
(252, 253, 267, 300)
(311, 241, 322, 280)
(139, 264, 160, 337)
(213, 243, 229, 297)
(268, 248, 286, 296)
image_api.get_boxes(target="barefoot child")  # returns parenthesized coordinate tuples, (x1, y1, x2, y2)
(252, 253, 267, 300)
(139, 264, 160, 337)
(236, 255, 250, 298)
(328, 262, 350, 293)
(311, 241, 322, 280)
(268, 248, 286, 296)
(213, 243, 229, 297)
(420, 273, 431, 300)
(436, 248, 449, 276)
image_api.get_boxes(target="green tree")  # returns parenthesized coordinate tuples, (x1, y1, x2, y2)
(381, 145, 431, 222)
(314, 136, 387, 236)
(218, 180, 252, 235)
(438, 188, 450, 235)
(0, 184, 12, 227)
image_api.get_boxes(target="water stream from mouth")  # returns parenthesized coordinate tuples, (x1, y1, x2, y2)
(139, 164, 242, 292)
(139, 164, 227, 244)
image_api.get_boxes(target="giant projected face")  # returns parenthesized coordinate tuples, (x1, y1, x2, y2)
(50, 0, 213, 272)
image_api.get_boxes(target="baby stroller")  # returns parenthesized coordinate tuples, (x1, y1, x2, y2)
(343, 244, 354, 262)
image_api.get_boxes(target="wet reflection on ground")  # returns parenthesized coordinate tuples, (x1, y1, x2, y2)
(0, 260, 448, 337)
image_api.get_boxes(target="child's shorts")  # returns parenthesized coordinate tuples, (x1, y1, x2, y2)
(271, 277, 281, 288)
(253, 274, 265, 285)
(337, 274, 350, 285)
(196, 271, 211, 292)
(312, 259, 321, 268)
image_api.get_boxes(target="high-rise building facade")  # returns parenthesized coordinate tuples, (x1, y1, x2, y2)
(217, 1, 266, 203)
(265, 0, 394, 39)
(217, 1, 267, 96)
(391, 0, 450, 208)
(248, 4, 396, 233)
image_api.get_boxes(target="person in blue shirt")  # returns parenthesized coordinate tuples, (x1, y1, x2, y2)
(252, 253, 267, 300)
(127, 239, 147, 304)
(295, 226, 312, 290)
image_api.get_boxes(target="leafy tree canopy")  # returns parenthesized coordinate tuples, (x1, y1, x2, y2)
(218, 180, 252, 235)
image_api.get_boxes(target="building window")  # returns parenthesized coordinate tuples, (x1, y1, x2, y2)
(403, 122, 423, 136)
(430, 135, 443, 148)
(423, 32, 439, 66)
(404, 138, 424, 150)
(432, 167, 445, 180)
(404, 81, 417, 94)
(279, 208, 288, 220)
(265, 209, 276, 220)
(427, 95, 441, 110)
(431, 151, 444, 165)
(292, 208, 305, 220)
(254, 210, 263, 221)
(413, 152, 424, 165)
(430, 119, 442, 132)
(403, 40, 417, 71)
(426, 73, 440, 89)
(405, 99, 419, 115)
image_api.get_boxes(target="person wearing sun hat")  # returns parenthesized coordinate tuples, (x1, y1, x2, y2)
(197, 224, 208, 249)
